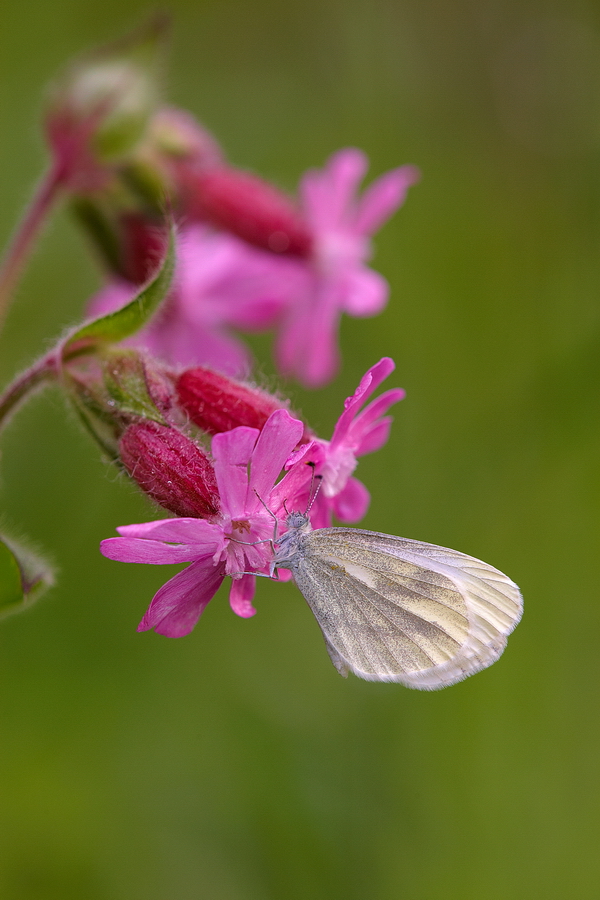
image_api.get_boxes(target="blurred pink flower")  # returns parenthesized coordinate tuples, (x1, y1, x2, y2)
(286, 357, 405, 527)
(88, 225, 302, 376)
(88, 153, 417, 385)
(101, 409, 309, 636)
(276, 149, 419, 386)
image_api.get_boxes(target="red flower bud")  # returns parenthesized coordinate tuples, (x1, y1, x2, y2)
(44, 19, 165, 190)
(119, 212, 168, 284)
(119, 421, 220, 519)
(176, 367, 284, 435)
(182, 166, 313, 258)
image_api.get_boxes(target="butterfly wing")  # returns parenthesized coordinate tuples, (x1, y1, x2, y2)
(291, 528, 522, 689)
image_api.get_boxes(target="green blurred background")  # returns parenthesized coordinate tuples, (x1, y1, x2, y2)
(2, 0, 600, 897)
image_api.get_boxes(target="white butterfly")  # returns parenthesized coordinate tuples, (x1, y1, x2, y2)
(272, 512, 523, 689)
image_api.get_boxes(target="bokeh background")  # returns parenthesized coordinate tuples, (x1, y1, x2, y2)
(2, 1, 600, 897)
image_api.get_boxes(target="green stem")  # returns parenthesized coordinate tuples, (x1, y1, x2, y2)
(0, 163, 63, 334)
(0, 352, 60, 433)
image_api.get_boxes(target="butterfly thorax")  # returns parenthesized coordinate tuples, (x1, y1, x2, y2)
(271, 512, 313, 572)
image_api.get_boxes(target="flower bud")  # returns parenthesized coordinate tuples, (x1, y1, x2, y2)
(63, 348, 178, 463)
(176, 367, 285, 435)
(148, 107, 224, 170)
(44, 19, 165, 187)
(181, 166, 313, 257)
(118, 212, 169, 284)
(102, 349, 174, 421)
(119, 421, 220, 519)
(112, 108, 224, 221)
(70, 186, 168, 283)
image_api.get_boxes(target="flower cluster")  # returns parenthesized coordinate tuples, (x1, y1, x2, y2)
(33, 21, 419, 388)
(0, 21, 411, 645)
(100, 358, 403, 636)
(87, 151, 418, 384)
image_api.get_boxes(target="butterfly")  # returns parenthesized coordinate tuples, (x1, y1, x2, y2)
(271, 512, 522, 689)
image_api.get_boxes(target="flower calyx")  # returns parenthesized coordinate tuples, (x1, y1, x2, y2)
(119, 420, 220, 519)
(176, 366, 290, 435)
(44, 16, 167, 189)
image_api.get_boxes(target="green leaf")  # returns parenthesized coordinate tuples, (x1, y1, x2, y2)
(64, 224, 175, 354)
(102, 349, 167, 425)
(65, 384, 122, 461)
(0, 534, 54, 621)
(70, 196, 123, 277)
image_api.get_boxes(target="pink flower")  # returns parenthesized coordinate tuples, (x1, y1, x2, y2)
(88, 225, 303, 377)
(286, 357, 405, 528)
(276, 149, 419, 386)
(87, 153, 418, 386)
(100, 409, 310, 636)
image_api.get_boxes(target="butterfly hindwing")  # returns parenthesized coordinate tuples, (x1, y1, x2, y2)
(289, 528, 522, 688)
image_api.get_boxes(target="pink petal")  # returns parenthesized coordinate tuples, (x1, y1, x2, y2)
(100, 537, 206, 565)
(269, 451, 317, 514)
(115, 518, 220, 543)
(247, 410, 304, 509)
(229, 574, 257, 618)
(284, 439, 319, 470)
(355, 417, 393, 457)
(86, 280, 134, 318)
(302, 311, 341, 386)
(212, 427, 259, 516)
(331, 358, 396, 445)
(351, 388, 406, 453)
(177, 226, 238, 292)
(332, 477, 370, 523)
(270, 462, 318, 518)
(300, 148, 368, 230)
(137, 557, 225, 638)
(276, 277, 342, 387)
(274, 301, 307, 381)
(299, 168, 330, 231)
(183, 226, 301, 326)
(354, 165, 420, 234)
(164, 320, 252, 377)
(321, 148, 369, 225)
(217, 248, 305, 330)
(275, 568, 293, 582)
(342, 267, 389, 317)
(358, 356, 396, 393)
(142, 292, 252, 376)
(352, 387, 406, 431)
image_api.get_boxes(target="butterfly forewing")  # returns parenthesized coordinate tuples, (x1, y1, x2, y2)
(295, 554, 467, 679)
(284, 527, 522, 689)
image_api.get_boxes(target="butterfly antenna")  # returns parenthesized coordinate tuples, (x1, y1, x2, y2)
(305, 462, 323, 517)
(253, 489, 280, 543)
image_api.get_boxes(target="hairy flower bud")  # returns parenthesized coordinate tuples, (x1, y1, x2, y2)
(182, 166, 313, 257)
(176, 367, 286, 435)
(44, 18, 165, 189)
(119, 421, 220, 519)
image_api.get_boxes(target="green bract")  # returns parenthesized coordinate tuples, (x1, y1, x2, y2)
(64, 224, 175, 353)
(0, 534, 54, 620)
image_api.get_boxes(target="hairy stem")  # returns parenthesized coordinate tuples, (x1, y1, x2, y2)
(0, 163, 63, 333)
(0, 352, 60, 433)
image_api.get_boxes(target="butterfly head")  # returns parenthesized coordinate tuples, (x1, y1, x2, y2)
(285, 511, 311, 533)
